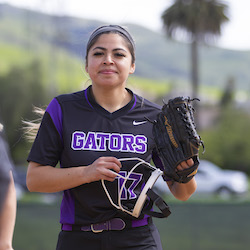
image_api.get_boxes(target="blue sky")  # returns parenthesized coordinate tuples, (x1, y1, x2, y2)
(1, 0, 249, 50)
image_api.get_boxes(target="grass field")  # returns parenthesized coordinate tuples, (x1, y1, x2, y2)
(13, 195, 250, 250)
(155, 202, 250, 250)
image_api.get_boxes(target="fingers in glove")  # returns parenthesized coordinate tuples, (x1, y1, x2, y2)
(176, 158, 194, 171)
(187, 158, 194, 167)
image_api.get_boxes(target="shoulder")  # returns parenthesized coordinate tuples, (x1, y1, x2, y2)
(128, 91, 162, 122)
(45, 90, 83, 126)
(45, 90, 84, 113)
(134, 92, 161, 112)
(55, 90, 84, 104)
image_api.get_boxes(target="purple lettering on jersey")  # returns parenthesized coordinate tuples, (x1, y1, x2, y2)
(96, 133, 110, 150)
(109, 134, 122, 151)
(117, 171, 143, 200)
(121, 135, 135, 152)
(71, 131, 147, 154)
(128, 173, 143, 199)
(83, 132, 98, 150)
(117, 171, 127, 199)
(134, 136, 147, 153)
(71, 132, 85, 150)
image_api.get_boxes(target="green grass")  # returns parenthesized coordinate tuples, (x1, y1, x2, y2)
(0, 42, 34, 74)
(13, 193, 250, 250)
(154, 202, 250, 250)
(128, 76, 171, 96)
(0, 41, 87, 93)
(13, 202, 60, 250)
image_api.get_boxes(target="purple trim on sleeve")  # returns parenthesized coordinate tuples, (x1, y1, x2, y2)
(84, 88, 94, 109)
(60, 190, 75, 224)
(46, 98, 63, 142)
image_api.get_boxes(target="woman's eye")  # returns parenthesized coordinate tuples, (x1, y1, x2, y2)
(115, 53, 125, 57)
(93, 52, 103, 56)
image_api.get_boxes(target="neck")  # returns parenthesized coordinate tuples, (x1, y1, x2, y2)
(91, 85, 132, 113)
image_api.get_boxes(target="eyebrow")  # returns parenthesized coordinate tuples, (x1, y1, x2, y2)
(92, 46, 127, 52)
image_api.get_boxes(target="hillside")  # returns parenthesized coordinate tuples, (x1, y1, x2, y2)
(0, 3, 249, 92)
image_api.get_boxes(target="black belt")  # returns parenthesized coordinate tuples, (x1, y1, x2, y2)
(62, 217, 151, 233)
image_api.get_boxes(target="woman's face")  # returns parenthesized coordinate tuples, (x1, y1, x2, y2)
(85, 33, 135, 89)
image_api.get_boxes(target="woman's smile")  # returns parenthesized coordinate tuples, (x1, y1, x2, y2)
(99, 69, 117, 74)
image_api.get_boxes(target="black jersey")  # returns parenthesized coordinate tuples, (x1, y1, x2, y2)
(27, 86, 164, 225)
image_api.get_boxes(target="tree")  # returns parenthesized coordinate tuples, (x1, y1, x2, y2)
(200, 106, 250, 174)
(0, 60, 52, 163)
(220, 76, 235, 107)
(162, 0, 229, 100)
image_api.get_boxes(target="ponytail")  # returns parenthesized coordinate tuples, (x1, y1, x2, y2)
(23, 107, 45, 142)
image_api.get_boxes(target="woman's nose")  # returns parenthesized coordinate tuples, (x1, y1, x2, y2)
(103, 55, 114, 65)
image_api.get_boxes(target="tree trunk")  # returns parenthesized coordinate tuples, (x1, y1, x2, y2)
(191, 38, 200, 130)
(191, 39, 198, 99)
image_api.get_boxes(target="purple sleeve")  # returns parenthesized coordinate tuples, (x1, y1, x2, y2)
(46, 98, 63, 142)
(27, 98, 63, 167)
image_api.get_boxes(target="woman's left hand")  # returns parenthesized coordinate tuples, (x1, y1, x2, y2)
(176, 158, 194, 171)
(167, 158, 197, 201)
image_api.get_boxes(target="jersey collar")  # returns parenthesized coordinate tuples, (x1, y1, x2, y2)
(84, 85, 137, 120)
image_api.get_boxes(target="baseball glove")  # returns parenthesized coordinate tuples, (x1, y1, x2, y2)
(153, 96, 204, 183)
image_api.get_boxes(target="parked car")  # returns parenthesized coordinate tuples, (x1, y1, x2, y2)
(195, 160, 248, 197)
(153, 160, 249, 198)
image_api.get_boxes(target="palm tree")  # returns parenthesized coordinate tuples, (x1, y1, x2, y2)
(162, 0, 229, 100)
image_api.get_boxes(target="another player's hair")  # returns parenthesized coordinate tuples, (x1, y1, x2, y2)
(23, 107, 45, 142)
(85, 25, 136, 65)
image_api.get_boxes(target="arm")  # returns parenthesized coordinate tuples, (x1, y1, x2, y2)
(167, 159, 197, 201)
(167, 178, 197, 201)
(0, 171, 16, 250)
(26, 157, 122, 193)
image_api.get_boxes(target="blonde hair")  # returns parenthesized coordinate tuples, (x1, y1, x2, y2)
(23, 107, 45, 142)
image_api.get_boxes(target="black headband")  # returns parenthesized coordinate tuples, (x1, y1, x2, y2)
(87, 25, 135, 51)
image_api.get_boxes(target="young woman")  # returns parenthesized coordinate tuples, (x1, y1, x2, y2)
(26, 25, 197, 250)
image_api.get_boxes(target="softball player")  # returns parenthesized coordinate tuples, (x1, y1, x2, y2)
(26, 25, 196, 250)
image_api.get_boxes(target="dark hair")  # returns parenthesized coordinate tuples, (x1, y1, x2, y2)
(85, 25, 136, 65)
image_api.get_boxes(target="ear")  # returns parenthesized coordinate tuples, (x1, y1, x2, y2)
(129, 63, 135, 74)
(85, 64, 88, 73)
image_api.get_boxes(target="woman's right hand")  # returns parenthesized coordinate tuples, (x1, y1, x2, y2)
(85, 157, 122, 183)
(26, 157, 122, 193)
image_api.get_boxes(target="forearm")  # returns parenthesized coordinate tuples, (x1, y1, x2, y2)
(168, 177, 197, 201)
(26, 162, 89, 193)
(27, 157, 121, 193)
(0, 172, 16, 250)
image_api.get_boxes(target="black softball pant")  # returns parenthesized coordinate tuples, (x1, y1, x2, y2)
(56, 223, 163, 250)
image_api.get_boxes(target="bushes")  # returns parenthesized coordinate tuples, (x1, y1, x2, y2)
(0, 60, 52, 163)
(200, 106, 250, 174)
